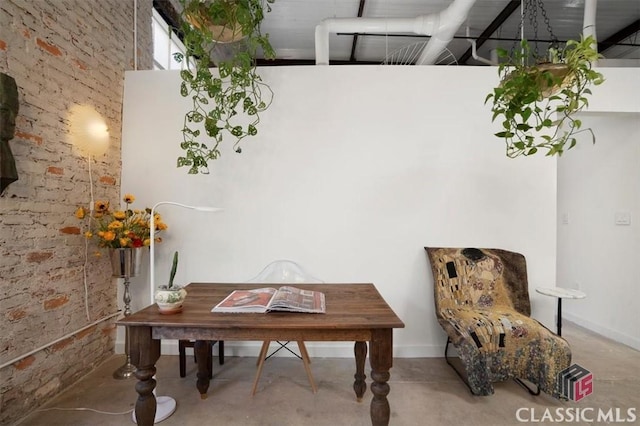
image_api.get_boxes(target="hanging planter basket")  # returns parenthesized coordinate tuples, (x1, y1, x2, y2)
(183, 1, 249, 64)
(501, 62, 573, 100)
(486, 36, 604, 158)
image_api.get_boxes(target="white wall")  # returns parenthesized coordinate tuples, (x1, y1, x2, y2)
(556, 67, 640, 351)
(557, 111, 640, 350)
(120, 65, 561, 358)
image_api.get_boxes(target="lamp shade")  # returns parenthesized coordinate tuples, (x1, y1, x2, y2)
(68, 104, 110, 157)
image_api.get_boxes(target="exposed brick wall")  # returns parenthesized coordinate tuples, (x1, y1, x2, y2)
(0, 1, 152, 423)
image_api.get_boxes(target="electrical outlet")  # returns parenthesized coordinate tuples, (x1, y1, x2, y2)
(615, 211, 631, 226)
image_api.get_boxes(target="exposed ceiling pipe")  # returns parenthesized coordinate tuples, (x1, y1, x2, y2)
(315, 0, 477, 65)
(466, 27, 496, 65)
(583, 0, 597, 52)
(415, 0, 476, 64)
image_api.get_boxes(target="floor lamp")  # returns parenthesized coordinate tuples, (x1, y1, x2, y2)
(133, 201, 223, 424)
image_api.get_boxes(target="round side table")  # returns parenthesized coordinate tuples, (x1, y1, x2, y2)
(536, 287, 586, 336)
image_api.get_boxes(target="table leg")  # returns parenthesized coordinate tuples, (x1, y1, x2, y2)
(557, 298, 563, 336)
(195, 340, 212, 399)
(369, 329, 393, 426)
(128, 326, 161, 426)
(354, 341, 367, 401)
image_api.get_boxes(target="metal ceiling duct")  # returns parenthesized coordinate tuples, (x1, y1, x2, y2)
(315, 0, 477, 65)
(583, 0, 597, 50)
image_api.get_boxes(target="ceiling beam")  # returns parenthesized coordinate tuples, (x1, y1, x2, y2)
(349, 0, 367, 62)
(458, 0, 520, 65)
(598, 19, 640, 53)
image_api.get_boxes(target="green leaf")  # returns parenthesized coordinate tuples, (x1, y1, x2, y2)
(495, 47, 508, 58)
(219, 62, 232, 78)
(180, 70, 194, 82)
(243, 97, 254, 111)
(231, 126, 243, 137)
(495, 131, 514, 138)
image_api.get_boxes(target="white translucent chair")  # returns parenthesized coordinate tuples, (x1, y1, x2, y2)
(245, 259, 323, 395)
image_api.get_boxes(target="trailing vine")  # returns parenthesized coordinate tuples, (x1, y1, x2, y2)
(174, 0, 276, 174)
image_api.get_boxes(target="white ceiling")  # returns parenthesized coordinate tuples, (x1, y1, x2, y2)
(158, 0, 640, 65)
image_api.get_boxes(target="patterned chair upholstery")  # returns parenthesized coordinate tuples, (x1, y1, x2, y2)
(425, 247, 571, 397)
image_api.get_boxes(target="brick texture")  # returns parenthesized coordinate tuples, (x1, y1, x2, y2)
(0, 1, 153, 424)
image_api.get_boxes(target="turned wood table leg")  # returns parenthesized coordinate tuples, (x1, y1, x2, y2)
(195, 340, 212, 399)
(369, 329, 393, 426)
(353, 341, 367, 401)
(129, 326, 161, 426)
(134, 367, 157, 426)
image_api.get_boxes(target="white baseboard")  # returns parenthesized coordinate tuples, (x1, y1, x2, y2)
(563, 313, 640, 351)
(115, 340, 446, 358)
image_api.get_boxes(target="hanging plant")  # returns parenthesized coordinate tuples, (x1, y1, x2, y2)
(174, 0, 276, 174)
(485, 35, 604, 158)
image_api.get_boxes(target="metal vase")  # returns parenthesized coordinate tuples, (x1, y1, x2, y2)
(110, 247, 144, 379)
(109, 247, 143, 278)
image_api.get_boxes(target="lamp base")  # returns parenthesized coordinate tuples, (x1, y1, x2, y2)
(113, 359, 137, 379)
(132, 395, 176, 424)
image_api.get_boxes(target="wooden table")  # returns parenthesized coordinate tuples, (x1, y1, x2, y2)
(118, 283, 405, 426)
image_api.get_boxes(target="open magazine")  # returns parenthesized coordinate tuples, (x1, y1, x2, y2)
(211, 286, 326, 313)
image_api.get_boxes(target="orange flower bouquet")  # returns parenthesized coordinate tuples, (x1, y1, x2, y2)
(75, 194, 167, 249)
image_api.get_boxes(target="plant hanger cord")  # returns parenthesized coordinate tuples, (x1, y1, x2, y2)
(512, 0, 558, 63)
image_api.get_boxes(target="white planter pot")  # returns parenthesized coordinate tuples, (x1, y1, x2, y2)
(155, 288, 187, 315)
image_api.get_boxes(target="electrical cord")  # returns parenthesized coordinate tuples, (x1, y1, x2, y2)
(34, 406, 134, 416)
(82, 154, 95, 322)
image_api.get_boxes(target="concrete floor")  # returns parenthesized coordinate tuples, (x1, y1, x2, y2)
(16, 323, 640, 426)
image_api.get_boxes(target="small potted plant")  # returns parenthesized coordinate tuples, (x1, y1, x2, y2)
(485, 35, 604, 158)
(155, 251, 188, 314)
